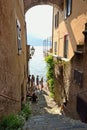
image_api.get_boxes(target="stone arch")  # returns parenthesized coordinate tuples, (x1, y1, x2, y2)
(24, 0, 64, 13)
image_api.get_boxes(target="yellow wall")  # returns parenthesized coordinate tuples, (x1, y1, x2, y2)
(53, 0, 87, 59)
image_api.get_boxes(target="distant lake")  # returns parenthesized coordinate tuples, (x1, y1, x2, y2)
(28, 46, 47, 83)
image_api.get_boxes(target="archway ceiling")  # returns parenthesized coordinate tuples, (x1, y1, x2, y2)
(24, 0, 64, 13)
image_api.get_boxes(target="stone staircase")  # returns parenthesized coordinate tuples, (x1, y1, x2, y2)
(23, 114, 87, 130)
(23, 89, 87, 130)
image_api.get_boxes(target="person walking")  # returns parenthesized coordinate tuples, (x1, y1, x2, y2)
(31, 92, 38, 103)
(39, 77, 44, 91)
(31, 75, 35, 88)
(36, 75, 39, 89)
(28, 75, 31, 87)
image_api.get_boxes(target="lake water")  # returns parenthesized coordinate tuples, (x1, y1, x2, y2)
(28, 46, 47, 83)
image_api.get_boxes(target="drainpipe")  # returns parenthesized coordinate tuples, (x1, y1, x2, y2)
(52, 4, 54, 53)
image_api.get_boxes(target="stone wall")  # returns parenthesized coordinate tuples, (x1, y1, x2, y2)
(0, 0, 27, 117)
(53, 0, 87, 122)
(54, 28, 87, 122)
(67, 29, 87, 122)
(53, 57, 71, 106)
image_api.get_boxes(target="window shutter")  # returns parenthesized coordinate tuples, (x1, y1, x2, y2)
(65, 0, 72, 18)
(55, 12, 59, 29)
(64, 35, 68, 58)
(68, 0, 72, 16)
(16, 19, 22, 55)
(54, 42, 57, 55)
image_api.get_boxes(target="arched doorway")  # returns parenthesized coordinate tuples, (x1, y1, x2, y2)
(23, 0, 63, 13)
(25, 4, 53, 88)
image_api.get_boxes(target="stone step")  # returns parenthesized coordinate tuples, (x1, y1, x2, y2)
(23, 114, 87, 130)
(23, 89, 87, 130)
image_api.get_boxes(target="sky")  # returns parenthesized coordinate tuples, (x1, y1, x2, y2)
(25, 5, 53, 39)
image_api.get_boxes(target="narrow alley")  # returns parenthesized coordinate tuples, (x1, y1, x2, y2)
(23, 87, 87, 130)
(1, 1, 87, 129)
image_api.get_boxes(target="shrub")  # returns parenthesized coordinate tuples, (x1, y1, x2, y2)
(0, 114, 24, 130)
(0, 102, 31, 129)
(45, 55, 55, 97)
(20, 102, 31, 120)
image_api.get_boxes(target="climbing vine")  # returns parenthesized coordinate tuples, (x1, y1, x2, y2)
(45, 55, 55, 97)
(55, 58, 68, 66)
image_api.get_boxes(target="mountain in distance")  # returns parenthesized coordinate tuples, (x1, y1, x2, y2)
(27, 34, 43, 46)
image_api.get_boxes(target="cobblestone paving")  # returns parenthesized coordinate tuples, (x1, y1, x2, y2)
(23, 88, 87, 130)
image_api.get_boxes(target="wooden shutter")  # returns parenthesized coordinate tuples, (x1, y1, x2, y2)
(65, 0, 72, 18)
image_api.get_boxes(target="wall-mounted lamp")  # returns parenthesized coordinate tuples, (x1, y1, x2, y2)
(30, 46, 35, 56)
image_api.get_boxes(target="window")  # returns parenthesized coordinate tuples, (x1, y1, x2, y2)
(64, 35, 68, 58)
(74, 69, 83, 87)
(65, 0, 72, 19)
(77, 96, 87, 122)
(55, 12, 59, 29)
(54, 42, 57, 55)
(16, 19, 22, 55)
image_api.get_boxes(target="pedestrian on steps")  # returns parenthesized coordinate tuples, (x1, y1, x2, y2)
(39, 77, 44, 91)
(36, 75, 39, 89)
(31, 92, 38, 103)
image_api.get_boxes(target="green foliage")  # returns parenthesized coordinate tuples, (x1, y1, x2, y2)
(46, 69, 54, 79)
(55, 58, 68, 65)
(48, 78, 54, 94)
(45, 55, 54, 79)
(20, 102, 31, 120)
(0, 114, 24, 130)
(50, 92, 55, 98)
(45, 55, 55, 97)
(0, 102, 31, 130)
(45, 55, 54, 69)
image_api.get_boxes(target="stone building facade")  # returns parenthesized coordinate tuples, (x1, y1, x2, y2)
(52, 0, 87, 122)
(0, 0, 28, 117)
(24, 0, 87, 122)
(1, 0, 87, 123)
(0, 0, 64, 118)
